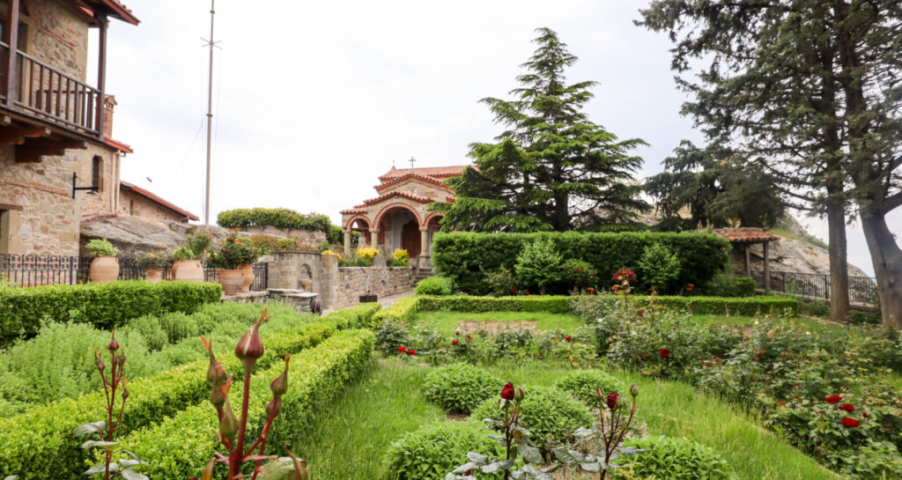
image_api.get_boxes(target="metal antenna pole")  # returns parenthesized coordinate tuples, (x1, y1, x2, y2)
(203, 0, 215, 228)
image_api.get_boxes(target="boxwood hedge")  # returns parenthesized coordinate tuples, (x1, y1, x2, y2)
(217, 207, 332, 233)
(372, 296, 419, 324)
(417, 295, 570, 314)
(571, 294, 799, 317)
(0, 319, 337, 480)
(0, 281, 222, 346)
(431, 231, 731, 295)
(324, 302, 382, 329)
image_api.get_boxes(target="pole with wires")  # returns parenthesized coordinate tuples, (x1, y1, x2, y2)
(203, 0, 216, 228)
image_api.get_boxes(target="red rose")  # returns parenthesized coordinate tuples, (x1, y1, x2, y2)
(863, 412, 868, 418)
(452, 340, 458, 345)
(398, 346, 406, 353)
(587, 287, 595, 292)
(525, 292, 531, 296)
(455, 331, 460, 336)
(510, 288, 517, 292)
(501, 382, 515, 401)
(606, 392, 620, 410)
(826, 395, 843, 405)
(565, 336, 572, 341)
(842, 417, 859, 428)
(577, 269, 584, 273)
(467, 335, 472, 340)
(408, 349, 416, 356)
(638, 311, 644, 317)
(660, 348, 671, 358)
(768, 338, 773, 342)
(841, 404, 855, 412)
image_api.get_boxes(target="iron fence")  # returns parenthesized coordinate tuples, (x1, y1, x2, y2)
(0, 253, 268, 291)
(751, 270, 879, 305)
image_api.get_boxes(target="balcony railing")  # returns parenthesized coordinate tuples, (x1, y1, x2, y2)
(0, 41, 104, 137)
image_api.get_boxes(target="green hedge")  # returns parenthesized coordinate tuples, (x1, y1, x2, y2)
(0, 281, 222, 346)
(118, 329, 374, 479)
(217, 207, 332, 233)
(372, 296, 419, 324)
(0, 319, 337, 480)
(417, 295, 571, 314)
(431, 231, 731, 295)
(572, 294, 799, 317)
(324, 302, 382, 329)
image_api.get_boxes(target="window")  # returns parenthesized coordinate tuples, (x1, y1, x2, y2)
(0, 19, 29, 52)
(92, 156, 103, 192)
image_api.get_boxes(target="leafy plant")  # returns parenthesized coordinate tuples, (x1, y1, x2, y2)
(70, 331, 149, 480)
(136, 252, 169, 269)
(416, 277, 454, 296)
(561, 259, 598, 292)
(217, 208, 332, 233)
(637, 243, 681, 294)
(375, 319, 412, 355)
(386, 421, 501, 480)
(611, 435, 732, 480)
(515, 238, 563, 295)
(393, 249, 410, 267)
(208, 235, 258, 270)
(554, 370, 626, 406)
(186, 231, 214, 259)
(423, 363, 500, 414)
(86, 239, 119, 257)
(356, 247, 380, 262)
(172, 246, 195, 261)
(484, 267, 519, 296)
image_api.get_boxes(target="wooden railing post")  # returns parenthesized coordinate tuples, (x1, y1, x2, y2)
(5, 0, 20, 106)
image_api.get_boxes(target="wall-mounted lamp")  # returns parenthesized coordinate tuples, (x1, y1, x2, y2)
(72, 173, 98, 198)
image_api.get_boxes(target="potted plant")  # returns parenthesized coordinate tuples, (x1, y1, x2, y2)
(171, 231, 213, 282)
(86, 239, 119, 283)
(209, 235, 257, 295)
(234, 237, 260, 293)
(137, 252, 170, 283)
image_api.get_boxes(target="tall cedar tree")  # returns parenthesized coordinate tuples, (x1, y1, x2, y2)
(646, 140, 785, 230)
(433, 29, 648, 233)
(638, 1, 902, 325)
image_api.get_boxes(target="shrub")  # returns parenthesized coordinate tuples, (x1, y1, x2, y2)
(570, 294, 799, 318)
(415, 277, 454, 296)
(208, 234, 259, 269)
(638, 242, 681, 294)
(613, 436, 732, 480)
(171, 246, 195, 261)
(0, 281, 221, 347)
(385, 421, 501, 480)
(561, 259, 598, 292)
(393, 248, 410, 266)
(136, 251, 169, 269)
(554, 370, 627, 406)
(702, 274, 756, 297)
(373, 296, 419, 324)
(375, 318, 412, 355)
(85, 238, 118, 257)
(217, 208, 332, 233)
(185, 230, 213, 258)
(417, 295, 571, 314)
(470, 385, 593, 453)
(325, 302, 382, 330)
(803, 299, 830, 318)
(423, 363, 500, 414)
(432, 231, 730, 295)
(515, 238, 563, 295)
(484, 267, 518, 296)
(122, 314, 169, 351)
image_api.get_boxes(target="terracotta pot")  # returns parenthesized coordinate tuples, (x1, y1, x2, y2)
(145, 267, 164, 284)
(218, 269, 244, 296)
(89, 256, 119, 283)
(173, 259, 204, 282)
(238, 264, 254, 293)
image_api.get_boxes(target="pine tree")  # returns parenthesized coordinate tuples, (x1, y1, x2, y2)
(434, 28, 648, 233)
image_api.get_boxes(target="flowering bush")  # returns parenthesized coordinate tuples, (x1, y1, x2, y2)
(561, 259, 598, 292)
(423, 363, 500, 414)
(322, 249, 342, 261)
(356, 247, 380, 261)
(393, 248, 410, 267)
(483, 267, 519, 296)
(136, 252, 169, 269)
(374, 319, 412, 355)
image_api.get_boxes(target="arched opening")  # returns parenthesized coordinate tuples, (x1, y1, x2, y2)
(373, 204, 423, 257)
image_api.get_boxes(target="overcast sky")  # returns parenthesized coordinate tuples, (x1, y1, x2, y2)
(96, 0, 899, 276)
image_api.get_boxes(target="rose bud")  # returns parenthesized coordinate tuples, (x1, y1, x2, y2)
(219, 399, 240, 439)
(201, 336, 221, 383)
(236, 308, 270, 365)
(501, 382, 515, 401)
(595, 387, 603, 399)
(117, 351, 126, 368)
(516, 387, 526, 401)
(94, 351, 106, 372)
(270, 355, 291, 397)
(607, 392, 621, 410)
(108, 331, 120, 352)
(266, 396, 283, 419)
(399, 346, 406, 354)
(285, 446, 309, 480)
(630, 384, 639, 398)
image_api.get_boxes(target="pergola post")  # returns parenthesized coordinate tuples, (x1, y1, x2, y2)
(745, 244, 751, 277)
(370, 229, 379, 251)
(419, 227, 429, 256)
(342, 229, 351, 257)
(763, 240, 771, 294)
(5, 0, 20, 106)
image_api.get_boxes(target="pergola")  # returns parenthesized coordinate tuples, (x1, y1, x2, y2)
(714, 228, 780, 294)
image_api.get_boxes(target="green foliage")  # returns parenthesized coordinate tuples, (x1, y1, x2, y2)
(171, 246, 195, 261)
(432, 231, 730, 295)
(185, 231, 213, 258)
(417, 295, 571, 314)
(638, 243, 682, 294)
(570, 294, 798, 318)
(470, 385, 592, 453)
(614, 436, 733, 480)
(385, 421, 501, 480)
(0, 281, 221, 347)
(553, 370, 626, 406)
(135, 252, 170, 269)
(217, 208, 332, 233)
(702, 275, 756, 298)
(85, 238, 118, 257)
(415, 277, 454, 296)
(208, 234, 258, 269)
(515, 238, 563, 294)
(393, 249, 410, 267)
(323, 302, 382, 330)
(483, 267, 518, 296)
(372, 296, 419, 324)
(375, 319, 412, 355)
(561, 259, 597, 291)
(423, 363, 500, 414)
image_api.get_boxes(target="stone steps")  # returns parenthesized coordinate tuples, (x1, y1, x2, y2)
(416, 268, 434, 282)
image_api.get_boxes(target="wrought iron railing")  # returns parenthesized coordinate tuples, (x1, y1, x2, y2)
(750, 270, 879, 305)
(204, 263, 268, 291)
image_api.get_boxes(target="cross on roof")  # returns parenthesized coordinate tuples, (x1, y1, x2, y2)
(409, 157, 416, 170)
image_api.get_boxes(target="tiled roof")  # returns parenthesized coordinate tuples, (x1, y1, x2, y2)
(374, 172, 453, 193)
(378, 165, 468, 182)
(340, 206, 369, 215)
(362, 190, 435, 206)
(104, 137, 133, 154)
(714, 228, 780, 244)
(75, 0, 140, 25)
(119, 181, 199, 221)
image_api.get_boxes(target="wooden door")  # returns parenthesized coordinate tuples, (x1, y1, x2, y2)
(401, 220, 421, 257)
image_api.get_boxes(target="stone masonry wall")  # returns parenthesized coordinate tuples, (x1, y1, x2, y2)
(0, 0, 91, 81)
(330, 266, 416, 310)
(118, 189, 188, 223)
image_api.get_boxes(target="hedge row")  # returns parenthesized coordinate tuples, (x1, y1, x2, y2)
(431, 231, 731, 295)
(372, 296, 419, 324)
(324, 302, 382, 329)
(0, 319, 337, 480)
(217, 207, 332, 233)
(417, 295, 571, 314)
(0, 281, 222, 346)
(118, 329, 375, 478)
(575, 294, 800, 317)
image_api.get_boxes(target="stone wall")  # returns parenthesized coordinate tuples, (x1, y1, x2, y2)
(1, 0, 91, 81)
(118, 188, 187, 223)
(240, 226, 327, 245)
(330, 266, 416, 310)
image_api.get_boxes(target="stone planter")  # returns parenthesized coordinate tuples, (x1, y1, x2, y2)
(359, 294, 378, 303)
(238, 264, 254, 293)
(172, 259, 204, 282)
(89, 256, 119, 283)
(218, 269, 244, 296)
(145, 267, 164, 284)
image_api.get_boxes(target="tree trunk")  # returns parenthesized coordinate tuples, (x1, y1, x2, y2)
(826, 202, 850, 322)
(860, 212, 902, 327)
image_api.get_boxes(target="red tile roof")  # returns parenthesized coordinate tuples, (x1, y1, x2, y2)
(340, 206, 369, 215)
(361, 190, 435, 206)
(374, 172, 454, 193)
(104, 137, 133, 154)
(119, 181, 199, 221)
(378, 165, 468, 182)
(75, 0, 140, 25)
(714, 228, 780, 244)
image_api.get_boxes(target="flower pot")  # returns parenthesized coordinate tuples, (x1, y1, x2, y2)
(172, 259, 204, 282)
(238, 264, 254, 293)
(89, 256, 119, 283)
(145, 267, 164, 284)
(218, 269, 244, 296)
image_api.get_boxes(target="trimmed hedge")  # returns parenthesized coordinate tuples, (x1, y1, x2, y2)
(324, 302, 382, 329)
(0, 319, 337, 480)
(373, 296, 419, 324)
(117, 329, 374, 479)
(431, 231, 731, 295)
(572, 294, 799, 317)
(0, 281, 222, 346)
(417, 295, 571, 314)
(217, 207, 332, 233)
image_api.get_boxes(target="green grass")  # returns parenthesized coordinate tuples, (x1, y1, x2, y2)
(416, 310, 583, 335)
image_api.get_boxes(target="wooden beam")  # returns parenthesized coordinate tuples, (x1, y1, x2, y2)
(5, 0, 19, 107)
(0, 126, 51, 138)
(745, 244, 751, 277)
(95, 11, 108, 138)
(0, 136, 25, 145)
(21, 138, 88, 150)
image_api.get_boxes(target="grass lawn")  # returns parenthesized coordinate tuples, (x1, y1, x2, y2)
(416, 310, 583, 335)
(293, 357, 838, 480)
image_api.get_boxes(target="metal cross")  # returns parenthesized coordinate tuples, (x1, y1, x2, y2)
(409, 157, 417, 170)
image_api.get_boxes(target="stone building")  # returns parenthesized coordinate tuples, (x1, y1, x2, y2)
(118, 181, 199, 224)
(339, 165, 467, 258)
(0, 0, 139, 256)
